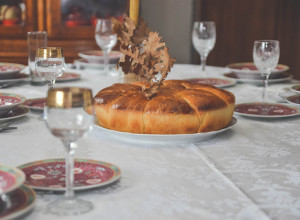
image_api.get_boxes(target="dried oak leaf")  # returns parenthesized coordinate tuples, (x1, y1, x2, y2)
(133, 18, 151, 46)
(113, 17, 136, 46)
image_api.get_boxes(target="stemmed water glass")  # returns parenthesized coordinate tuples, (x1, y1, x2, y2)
(253, 40, 280, 101)
(192, 21, 216, 72)
(95, 18, 117, 74)
(44, 87, 94, 215)
(35, 47, 66, 89)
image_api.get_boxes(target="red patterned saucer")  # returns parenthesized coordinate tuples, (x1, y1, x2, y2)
(234, 102, 300, 118)
(0, 184, 36, 219)
(291, 84, 300, 95)
(0, 92, 26, 116)
(18, 158, 121, 191)
(286, 95, 300, 106)
(23, 98, 46, 111)
(0, 164, 25, 194)
(0, 105, 30, 122)
(56, 72, 81, 82)
(187, 77, 236, 88)
(0, 62, 26, 77)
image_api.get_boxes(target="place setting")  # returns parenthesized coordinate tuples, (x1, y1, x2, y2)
(277, 84, 300, 107)
(186, 21, 237, 88)
(0, 163, 36, 220)
(74, 19, 121, 76)
(0, 62, 29, 89)
(233, 40, 300, 119)
(0, 92, 29, 130)
(19, 86, 122, 215)
(224, 62, 292, 84)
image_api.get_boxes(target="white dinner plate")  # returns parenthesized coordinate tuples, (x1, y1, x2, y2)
(95, 118, 237, 144)
(186, 77, 236, 88)
(74, 58, 117, 70)
(224, 72, 293, 84)
(78, 50, 122, 64)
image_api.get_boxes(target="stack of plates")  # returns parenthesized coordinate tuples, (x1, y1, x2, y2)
(224, 62, 291, 84)
(0, 92, 30, 123)
(0, 164, 36, 219)
(0, 62, 29, 85)
(74, 50, 122, 69)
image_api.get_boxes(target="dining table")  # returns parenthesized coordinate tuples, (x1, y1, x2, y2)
(1, 63, 300, 220)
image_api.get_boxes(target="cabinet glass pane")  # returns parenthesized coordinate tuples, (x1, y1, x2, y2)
(0, 0, 26, 26)
(60, 0, 127, 27)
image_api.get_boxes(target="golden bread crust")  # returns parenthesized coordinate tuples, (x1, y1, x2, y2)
(94, 80, 235, 134)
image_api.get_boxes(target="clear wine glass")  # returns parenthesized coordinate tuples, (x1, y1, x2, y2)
(35, 47, 66, 89)
(44, 87, 94, 216)
(192, 21, 216, 72)
(95, 18, 117, 74)
(253, 40, 280, 101)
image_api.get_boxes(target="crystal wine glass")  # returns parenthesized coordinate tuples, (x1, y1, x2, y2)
(192, 21, 216, 72)
(44, 87, 94, 215)
(253, 40, 280, 101)
(35, 47, 66, 89)
(95, 18, 117, 74)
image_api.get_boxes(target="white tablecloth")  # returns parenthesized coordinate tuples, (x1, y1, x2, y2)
(1, 64, 300, 220)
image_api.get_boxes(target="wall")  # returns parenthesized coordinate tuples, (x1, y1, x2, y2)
(140, 0, 194, 64)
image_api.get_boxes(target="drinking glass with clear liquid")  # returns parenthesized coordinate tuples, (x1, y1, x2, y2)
(35, 47, 65, 90)
(192, 21, 216, 72)
(95, 18, 117, 74)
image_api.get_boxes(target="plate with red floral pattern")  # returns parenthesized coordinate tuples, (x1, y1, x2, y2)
(0, 164, 25, 194)
(0, 184, 36, 220)
(291, 84, 300, 95)
(187, 77, 236, 88)
(56, 72, 81, 82)
(18, 158, 121, 191)
(285, 95, 300, 107)
(0, 62, 26, 77)
(23, 98, 46, 111)
(234, 102, 300, 118)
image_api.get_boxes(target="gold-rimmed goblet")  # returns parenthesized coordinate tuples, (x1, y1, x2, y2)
(45, 87, 94, 216)
(35, 47, 66, 89)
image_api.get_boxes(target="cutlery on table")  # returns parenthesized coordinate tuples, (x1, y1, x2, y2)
(0, 121, 17, 132)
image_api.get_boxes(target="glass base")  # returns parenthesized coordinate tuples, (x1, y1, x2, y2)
(47, 197, 93, 216)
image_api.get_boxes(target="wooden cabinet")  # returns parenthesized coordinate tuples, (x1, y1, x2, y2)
(0, 0, 127, 64)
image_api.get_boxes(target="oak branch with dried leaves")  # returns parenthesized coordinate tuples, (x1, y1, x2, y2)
(114, 17, 176, 99)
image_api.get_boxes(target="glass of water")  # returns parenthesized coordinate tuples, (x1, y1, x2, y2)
(95, 18, 117, 74)
(192, 21, 216, 72)
(253, 40, 280, 101)
(35, 47, 66, 90)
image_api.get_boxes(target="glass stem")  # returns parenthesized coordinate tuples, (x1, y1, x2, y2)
(63, 141, 77, 200)
(262, 74, 270, 102)
(200, 56, 207, 72)
(103, 50, 109, 73)
(47, 79, 55, 90)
